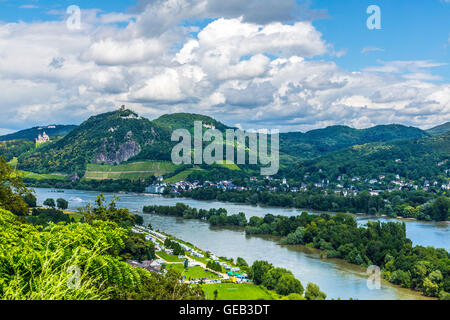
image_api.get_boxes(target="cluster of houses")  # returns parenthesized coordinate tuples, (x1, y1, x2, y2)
(142, 161, 448, 199)
(145, 179, 242, 194)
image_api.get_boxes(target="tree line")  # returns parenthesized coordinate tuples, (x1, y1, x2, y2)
(177, 188, 449, 221)
(143, 203, 248, 227)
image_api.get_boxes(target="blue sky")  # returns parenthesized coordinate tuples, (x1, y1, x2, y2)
(0, 0, 449, 133)
(311, 0, 450, 81)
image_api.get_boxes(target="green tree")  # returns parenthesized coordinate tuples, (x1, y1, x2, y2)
(431, 197, 450, 221)
(22, 193, 37, 208)
(250, 260, 273, 285)
(304, 282, 326, 300)
(236, 257, 248, 267)
(82, 195, 136, 228)
(0, 157, 29, 215)
(423, 277, 440, 297)
(56, 198, 68, 210)
(261, 267, 304, 296)
(43, 198, 56, 208)
(120, 232, 155, 262)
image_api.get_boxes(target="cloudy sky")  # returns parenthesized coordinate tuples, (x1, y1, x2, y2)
(0, 0, 449, 134)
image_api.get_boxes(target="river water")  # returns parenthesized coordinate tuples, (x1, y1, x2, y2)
(33, 188, 448, 300)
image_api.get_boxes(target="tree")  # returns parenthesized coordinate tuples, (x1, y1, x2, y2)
(22, 193, 37, 208)
(305, 283, 326, 300)
(236, 257, 248, 267)
(135, 214, 144, 225)
(274, 273, 304, 296)
(184, 259, 189, 269)
(0, 157, 28, 215)
(43, 198, 56, 208)
(423, 277, 440, 297)
(213, 289, 219, 300)
(120, 232, 155, 262)
(250, 260, 273, 285)
(82, 195, 137, 228)
(431, 197, 450, 221)
(261, 267, 304, 296)
(56, 198, 68, 210)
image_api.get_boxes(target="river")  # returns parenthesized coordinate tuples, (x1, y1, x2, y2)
(33, 188, 448, 300)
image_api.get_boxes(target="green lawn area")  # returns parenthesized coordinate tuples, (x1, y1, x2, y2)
(190, 255, 211, 265)
(84, 161, 179, 180)
(156, 251, 184, 263)
(164, 162, 239, 183)
(202, 283, 277, 300)
(217, 161, 240, 171)
(63, 211, 84, 222)
(168, 264, 220, 280)
(164, 168, 201, 183)
(20, 171, 67, 180)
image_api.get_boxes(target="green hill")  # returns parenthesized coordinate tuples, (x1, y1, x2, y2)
(0, 125, 76, 142)
(284, 131, 450, 181)
(279, 124, 429, 158)
(427, 122, 450, 136)
(0, 140, 34, 162)
(17, 108, 171, 175)
(153, 113, 233, 134)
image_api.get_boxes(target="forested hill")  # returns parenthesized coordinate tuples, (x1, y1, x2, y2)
(17, 109, 172, 174)
(427, 122, 450, 136)
(153, 113, 233, 134)
(0, 125, 76, 142)
(279, 124, 429, 159)
(283, 131, 450, 181)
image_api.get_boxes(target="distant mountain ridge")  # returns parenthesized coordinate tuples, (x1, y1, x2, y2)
(284, 131, 450, 181)
(0, 125, 77, 142)
(279, 124, 429, 158)
(427, 122, 450, 136)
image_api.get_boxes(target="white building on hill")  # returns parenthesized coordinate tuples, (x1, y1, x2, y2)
(36, 131, 50, 144)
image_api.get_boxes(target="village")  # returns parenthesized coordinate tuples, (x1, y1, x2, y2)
(145, 167, 450, 198)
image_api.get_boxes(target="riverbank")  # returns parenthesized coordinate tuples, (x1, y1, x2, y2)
(142, 204, 446, 299)
(32, 187, 447, 300)
(131, 225, 293, 300)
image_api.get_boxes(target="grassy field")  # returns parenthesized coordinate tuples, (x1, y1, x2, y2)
(164, 162, 239, 183)
(63, 210, 84, 222)
(190, 255, 211, 265)
(21, 171, 67, 180)
(156, 251, 184, 262)
(164, 168, 201, 183)
(168, 264, 220, 280)
(202, 283, 277, 300)
(84, 161, 179, 180)
(217, 161, 240, 171)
